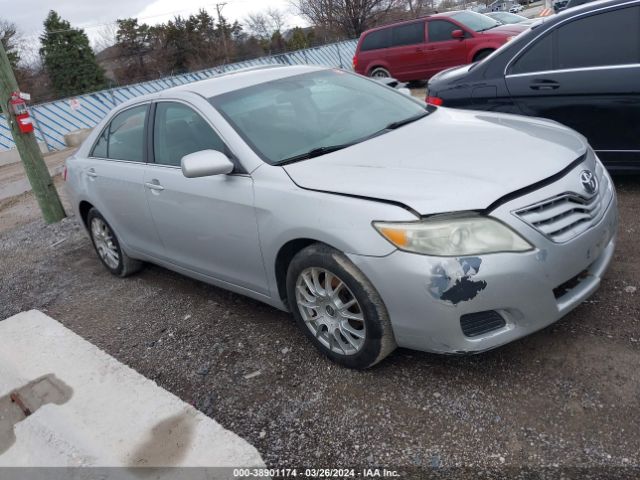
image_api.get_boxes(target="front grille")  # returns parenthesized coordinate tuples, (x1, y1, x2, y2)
(515, 166, 612, 243)
(460, 311, 506, 338)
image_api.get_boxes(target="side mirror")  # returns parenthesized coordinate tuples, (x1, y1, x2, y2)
(451, 29, 465, 40)
(181, 150, 234, 178)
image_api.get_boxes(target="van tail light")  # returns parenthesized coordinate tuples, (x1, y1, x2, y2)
(426, 96, 444, 106)
(352, 56, 357, 70)
(62, 165, 68, 181)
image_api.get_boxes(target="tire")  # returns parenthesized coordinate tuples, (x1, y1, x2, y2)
(286, 243, 396, 369)
(87, 208, 142, 278)
(369, 67, 391, 79)
(473, 49, 494, 62)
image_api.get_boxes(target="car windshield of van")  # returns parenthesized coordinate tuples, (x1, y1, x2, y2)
(210, 70, 429, 165)
(450, 11, 501, 31)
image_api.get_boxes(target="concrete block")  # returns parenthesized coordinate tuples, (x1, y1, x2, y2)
(63, 129, 93, 148)
(0, 310, 265, 471)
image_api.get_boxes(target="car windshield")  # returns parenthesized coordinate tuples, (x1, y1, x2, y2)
(487, 12, 526, 24)
(209, 70, 428, 165)
(450, 11, 501, 31)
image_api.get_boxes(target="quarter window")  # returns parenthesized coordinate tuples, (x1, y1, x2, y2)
(91, 104, 148, 162)
(391, 22, 425, 47)
(360, 29, 391, 51)
(153, 102, 226, 167)
(556, 7, 640, 69)
(428, 20, 460, 42)
(510, 33, 553, 74)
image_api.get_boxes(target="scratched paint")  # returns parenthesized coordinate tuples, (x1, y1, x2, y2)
(428, 257, 487, 305)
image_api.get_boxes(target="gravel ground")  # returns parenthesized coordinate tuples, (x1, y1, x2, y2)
(1, 176, 639, 477)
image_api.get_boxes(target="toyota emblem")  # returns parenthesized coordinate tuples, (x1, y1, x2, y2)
(579, 170, 598, 194)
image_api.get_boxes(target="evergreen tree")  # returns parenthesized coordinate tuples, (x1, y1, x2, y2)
(39, 10, 106, 97)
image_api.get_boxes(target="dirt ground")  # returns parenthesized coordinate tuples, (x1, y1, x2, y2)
(0, 156, 639, 476)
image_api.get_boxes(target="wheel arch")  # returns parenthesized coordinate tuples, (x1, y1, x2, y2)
(274, 238, 338, 307)
(78, 200, 94, 229)
(470, 46, 496, 62)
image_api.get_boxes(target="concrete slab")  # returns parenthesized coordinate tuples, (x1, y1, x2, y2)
(0, 310, 265, 472)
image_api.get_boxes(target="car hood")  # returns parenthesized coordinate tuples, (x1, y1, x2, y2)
(283, 108, 588, 215)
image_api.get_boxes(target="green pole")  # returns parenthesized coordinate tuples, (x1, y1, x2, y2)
(0, 41, 65, 224)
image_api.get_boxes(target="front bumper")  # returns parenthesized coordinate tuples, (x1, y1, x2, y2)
(348, 158, 618, 354)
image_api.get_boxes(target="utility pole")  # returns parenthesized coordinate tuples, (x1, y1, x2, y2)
(0, 40, 65, 224)
(215, 3, 229, 63)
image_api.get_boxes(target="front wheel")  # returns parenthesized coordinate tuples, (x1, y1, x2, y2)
(286, 244, 396, 369)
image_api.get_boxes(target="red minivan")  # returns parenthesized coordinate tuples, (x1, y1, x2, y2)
(353, 10, 528, 81)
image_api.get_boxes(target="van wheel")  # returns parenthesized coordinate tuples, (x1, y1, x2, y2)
(87, 208, 142, 277)
(369, 67, 391, 78)
(473, 49, 494, 62)
(286, 243, 396, 369)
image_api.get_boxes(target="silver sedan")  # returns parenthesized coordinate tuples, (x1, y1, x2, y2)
(65, 65, 617, 368)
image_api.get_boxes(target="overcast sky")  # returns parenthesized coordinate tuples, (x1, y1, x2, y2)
(2, 0, 305, 47)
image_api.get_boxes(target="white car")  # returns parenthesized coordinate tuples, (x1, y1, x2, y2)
(510, 3, 524, 12)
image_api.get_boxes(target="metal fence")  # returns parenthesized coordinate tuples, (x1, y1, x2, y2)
(0, 39, 358, 152)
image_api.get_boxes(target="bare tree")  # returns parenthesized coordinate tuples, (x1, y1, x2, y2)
(406, 0, 434, 16)
(244, 8, 287, 39)
(292, 0, 398, 39)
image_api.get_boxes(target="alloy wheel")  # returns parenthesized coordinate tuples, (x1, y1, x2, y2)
(295, 267, 366, 355)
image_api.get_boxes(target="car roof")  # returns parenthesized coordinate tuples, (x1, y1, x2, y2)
(116, 65, 328, 108)
(552, 0, 637, 21)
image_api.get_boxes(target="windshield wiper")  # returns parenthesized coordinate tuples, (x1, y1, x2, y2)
(278, 143, 356, 165)
(476, 25, 498, 32)
(384, 111, 430, 130)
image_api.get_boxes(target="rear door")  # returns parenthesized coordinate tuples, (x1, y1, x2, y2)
(504, 5, 640, 168)
(425, 19, 469, 78)
(385, 21, 428, 80)
(83, 103, 163, 256)
(143, 100, 268, 294)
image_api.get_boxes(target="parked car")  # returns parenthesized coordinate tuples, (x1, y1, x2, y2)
(557, 0, 595, 11)
(554, 0, 569, 12)
(66, 65, 617, 368)
(485, 11, 535, 24)
(428, 0, 640, 171)
(353, 11, 528, 82)
(509, 3, 525, 12)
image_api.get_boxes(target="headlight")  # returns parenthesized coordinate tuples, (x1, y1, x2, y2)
(373, 215, 532, 256)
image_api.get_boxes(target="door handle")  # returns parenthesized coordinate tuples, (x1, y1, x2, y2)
(144, 181, 164, 192)
(86, 168, 97, 179)
(529, 79, 560, 91)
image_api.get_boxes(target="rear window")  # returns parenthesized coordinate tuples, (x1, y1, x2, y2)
(360, 28, 391, 51)
(391, 22, 425, 47)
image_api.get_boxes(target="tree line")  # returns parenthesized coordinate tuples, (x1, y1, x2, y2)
(1, 0, 472, 103)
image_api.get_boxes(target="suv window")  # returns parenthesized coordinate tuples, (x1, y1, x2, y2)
(153, 102, 226, 167)
(510, 33, 553, 74)
(428, 20, 460, 42)
(91, 104, 147, 162)
(391, 22, 425, 47)
(360, 28, 391, 51)
(557, 7, 640, 69)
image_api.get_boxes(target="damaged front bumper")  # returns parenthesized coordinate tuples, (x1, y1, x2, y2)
(348, 160, 618, 354)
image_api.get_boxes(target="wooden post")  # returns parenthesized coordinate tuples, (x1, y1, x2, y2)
(0, 40, 65, 223)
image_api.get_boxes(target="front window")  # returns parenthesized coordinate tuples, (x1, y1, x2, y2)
(449, 11, 501, 32)
(210, 70, 429, 165)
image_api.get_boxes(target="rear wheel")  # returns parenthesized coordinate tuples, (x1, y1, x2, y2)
(286, 243, 396, 369)
(369, 67, 391, 78)
(87, 208, 142, 277)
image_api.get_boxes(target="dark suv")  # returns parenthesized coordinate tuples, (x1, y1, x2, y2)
(427, 0, 640, 171)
